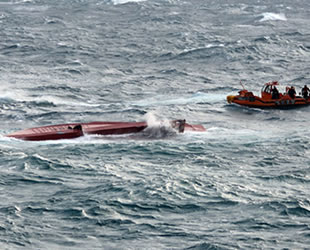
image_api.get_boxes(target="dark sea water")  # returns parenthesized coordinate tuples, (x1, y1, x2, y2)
(1, 0, 310, 249)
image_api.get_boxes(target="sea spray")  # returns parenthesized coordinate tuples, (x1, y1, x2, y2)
(140, 111, 178, 138)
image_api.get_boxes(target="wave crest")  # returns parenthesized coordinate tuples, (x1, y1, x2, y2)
(259, 13, 287, 22)
(111, 0, 145, 5)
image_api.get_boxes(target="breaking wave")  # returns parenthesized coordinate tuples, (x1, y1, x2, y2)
(111, 0, 146, 5)
(259, 12, 287, 22)
(132, 92, 227, 107)
(1, 0, 310, 249)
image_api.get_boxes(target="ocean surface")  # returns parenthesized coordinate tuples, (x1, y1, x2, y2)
(1, 0, 310, 249)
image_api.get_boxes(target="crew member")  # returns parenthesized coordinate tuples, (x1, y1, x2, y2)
(301, 85, 310, 99)
(271, 86, 279, 99)
(288, 86, 296, 99)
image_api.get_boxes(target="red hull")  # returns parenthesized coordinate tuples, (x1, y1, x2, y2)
(6, 120, 206, 141)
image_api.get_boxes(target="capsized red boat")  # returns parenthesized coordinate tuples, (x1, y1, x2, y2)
(6, 119, 206, 141)
(227, 81, 310, 109)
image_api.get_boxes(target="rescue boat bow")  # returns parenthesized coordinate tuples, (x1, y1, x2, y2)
(226, 95, 236, 104)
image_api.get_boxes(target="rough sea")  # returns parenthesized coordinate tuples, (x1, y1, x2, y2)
(1, 0, 310, 249)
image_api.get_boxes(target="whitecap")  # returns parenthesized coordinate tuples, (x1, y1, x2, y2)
(132, 92, 227, 107)
(0, 88, 100, 107)
(15, 0, 34, 3)
(259, 12, 287, 22)
(112, 0, 145, 5)
(30, 96, 100, 107)
(205, 44, 225, 48)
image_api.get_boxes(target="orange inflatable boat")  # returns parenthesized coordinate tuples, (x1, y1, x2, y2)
(227, 81, 310, 109)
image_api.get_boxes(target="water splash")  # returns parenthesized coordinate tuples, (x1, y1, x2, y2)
(144, 111, 170, 127)
(140, 111, 178, 138)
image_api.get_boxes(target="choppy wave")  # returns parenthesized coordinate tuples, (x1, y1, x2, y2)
(132, 92, 227, 107)
(0, 89, 100, 108)
(1, 0, 310, 249)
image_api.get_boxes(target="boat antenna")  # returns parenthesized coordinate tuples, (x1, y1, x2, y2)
(240, 80, 245, 89)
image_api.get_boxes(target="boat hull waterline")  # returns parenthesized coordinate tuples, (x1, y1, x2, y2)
(6, 120, 206, 141)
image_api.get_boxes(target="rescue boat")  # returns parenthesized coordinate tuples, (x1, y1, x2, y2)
(6, 120, 206, 141)
(227, 81, 310, 109)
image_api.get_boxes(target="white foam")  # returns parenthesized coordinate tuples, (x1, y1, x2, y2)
(0, 86, 99, 107)
(17, 134, 110, 145)
(30, 96, 100, 107)
(112, 0, 145, 5)
(259, 12, 287, 22)
(206, 44, 225, 48)
(132, 92, 227, 107)
(183, 44, 224, 53)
